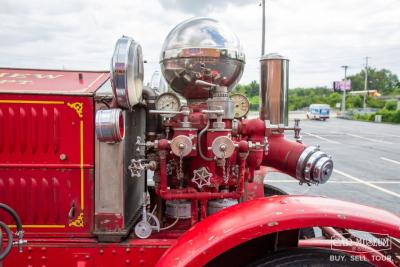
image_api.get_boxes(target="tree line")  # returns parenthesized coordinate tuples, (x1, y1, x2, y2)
(233, 68, 400, 111)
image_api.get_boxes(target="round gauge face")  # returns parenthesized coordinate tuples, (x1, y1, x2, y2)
(155, 92, 181, 117)
(231, 93, 250, 118)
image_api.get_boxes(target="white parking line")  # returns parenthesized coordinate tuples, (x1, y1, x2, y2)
(303, 132, 341, 144)
(346, 133, 393, 145)
(333, 169, 400, 198)
(267, 180, 400, 184)
(380, 157, 400, 166)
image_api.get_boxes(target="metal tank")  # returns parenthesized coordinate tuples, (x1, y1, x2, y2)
(259, 53, 289, 125)
(160, 17, 245, 99)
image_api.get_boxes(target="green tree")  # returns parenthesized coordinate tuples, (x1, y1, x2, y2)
(348, 68, 399, 95)
(233, 80, 259, 98)
(325, 93, 342, 108)
(384, 100, 398, 111)
(366, 96, 385, 109)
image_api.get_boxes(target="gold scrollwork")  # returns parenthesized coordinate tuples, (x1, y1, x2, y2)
(69, 212, 84, 227)
(67, 102, 83, 118)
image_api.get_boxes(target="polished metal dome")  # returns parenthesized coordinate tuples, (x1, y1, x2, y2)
(160, 17, 245, 99)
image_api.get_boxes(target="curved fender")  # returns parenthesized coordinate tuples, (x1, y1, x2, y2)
(156, 195, 400, 267)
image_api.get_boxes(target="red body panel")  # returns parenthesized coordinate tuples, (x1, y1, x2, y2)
(0, 94, 95, 236)
(157, 195, 400, 267)
(0, 94, 94, 165)
(3, 238, 174, 267)
(5, 195, 399, 267)
(0, 68, 109, 95)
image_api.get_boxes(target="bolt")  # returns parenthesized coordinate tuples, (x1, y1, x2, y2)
(59, 154, 67, 160)
(220, 144, 226, 151)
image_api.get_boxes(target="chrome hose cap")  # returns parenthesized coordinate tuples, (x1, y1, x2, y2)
(313, 156, 333, 184)
(296, 146, 333, 184)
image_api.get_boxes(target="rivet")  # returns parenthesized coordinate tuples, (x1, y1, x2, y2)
(139, 248, 144, 254)
(126, 248, 131, 253)
(139, 260, 145, 266)
(99, 249, 104, 255)
(28, 256, 32, 261)
(74, 255, 79, 259)
(41, 247, 46, 252)
(112, 249, 116, 255)
(125, 259, 131, 265)
(41, 256, 46, 261)
(268, 221, 279, 227)
(28, 247, 33, 252)
(85, 255, 90, 259)
(59, 153, 67, 160)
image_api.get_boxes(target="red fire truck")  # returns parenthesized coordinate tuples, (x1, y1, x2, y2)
(0, 17, 399, 266)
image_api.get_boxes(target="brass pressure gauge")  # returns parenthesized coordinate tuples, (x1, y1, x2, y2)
(155, 92, 181, 118)
(231, 93, 250, 118)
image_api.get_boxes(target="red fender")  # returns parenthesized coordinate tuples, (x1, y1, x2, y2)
(156, 195, 400, 267)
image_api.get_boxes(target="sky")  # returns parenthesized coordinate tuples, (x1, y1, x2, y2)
(1, 0, 399, 88)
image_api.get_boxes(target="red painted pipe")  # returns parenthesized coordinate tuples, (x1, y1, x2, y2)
(159, 151, 168, 192)
(240, 118, 306, 180)
(262, 133, 306, 179)
(156, 186, 242, 200)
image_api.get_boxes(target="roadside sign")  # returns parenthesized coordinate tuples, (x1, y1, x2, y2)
(333, 80, 351, 91)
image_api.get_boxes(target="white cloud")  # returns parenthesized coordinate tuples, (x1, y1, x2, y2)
(0, 0, 399, 88)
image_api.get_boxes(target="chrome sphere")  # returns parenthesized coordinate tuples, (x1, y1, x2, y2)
(160, 17, 245, 99)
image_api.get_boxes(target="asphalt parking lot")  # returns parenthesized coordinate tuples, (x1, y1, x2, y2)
(265, 116, 400, 215)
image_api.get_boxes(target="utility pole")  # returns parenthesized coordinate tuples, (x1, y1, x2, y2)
(261, 0, 266, 56)
(363, 56, 369, 109)
(341, 65, 348, 115)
